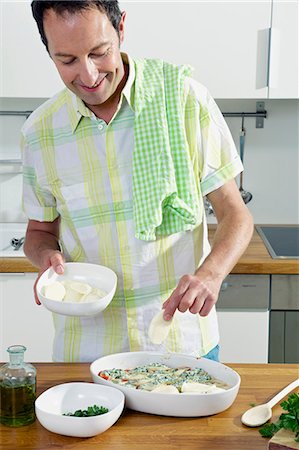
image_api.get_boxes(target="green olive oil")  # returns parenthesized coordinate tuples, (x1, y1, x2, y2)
(0, 345, 36, 427)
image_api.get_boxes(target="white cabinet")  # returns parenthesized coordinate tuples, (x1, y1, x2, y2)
(121, 0, 271, 99)
(0, 1, 63, 98)
(0, 273, 54, 362)
(268, 0, 299, 98)
(1, 1, 297, 98)
(216, 274, 270, 363)
(217, 311, 269, 363)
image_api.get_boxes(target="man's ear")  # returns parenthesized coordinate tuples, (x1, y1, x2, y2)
(119, 11, 126, 44)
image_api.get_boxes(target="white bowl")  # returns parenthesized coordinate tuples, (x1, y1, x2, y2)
(35, 382, 125, 437)
(90, 351, 240, 417)
(36, 262, 117, 316)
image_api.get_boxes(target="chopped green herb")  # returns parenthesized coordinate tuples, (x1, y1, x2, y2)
(63, 404, 109, 417)
(259, 422, 282, 438)
(249, 403, 256, 407)
(259, 393, 299, 442)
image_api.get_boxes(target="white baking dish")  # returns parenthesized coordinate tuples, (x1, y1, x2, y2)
(90, 351, 240, 417)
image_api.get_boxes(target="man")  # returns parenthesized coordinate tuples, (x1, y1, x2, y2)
(22, 0, 253, 362)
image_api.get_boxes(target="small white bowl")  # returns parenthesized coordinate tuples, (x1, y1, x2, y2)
(35, 382, 125, 437)
(36, 262, 117, 316)
(90, 351, 241, 417)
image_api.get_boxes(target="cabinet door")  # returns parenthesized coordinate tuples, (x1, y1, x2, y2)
(1, 1, 64, 97)
(217, 311, 269, 363)
(271, 275, 299, 310)
(269, 311, 299, 363)
(268, 1, 299, 98)
(0, 273, 54, 362)
(121, 0, 271, 98)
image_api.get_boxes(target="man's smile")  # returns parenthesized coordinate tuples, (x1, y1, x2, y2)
(78, 74, 108, 92)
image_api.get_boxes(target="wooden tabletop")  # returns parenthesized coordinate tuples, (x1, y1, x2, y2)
(0, 363, 298, 450)
(1, 226, 299, 274)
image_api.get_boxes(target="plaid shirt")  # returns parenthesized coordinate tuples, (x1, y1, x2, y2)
(22, 54, 243, 362)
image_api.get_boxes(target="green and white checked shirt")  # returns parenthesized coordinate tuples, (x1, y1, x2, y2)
(22, 54, 243, 362)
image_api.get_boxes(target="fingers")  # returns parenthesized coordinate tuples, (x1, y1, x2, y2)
(49, 252, 65, 275)
(163, 275, 218, 319)
(162, 276, 191, 320)
(34, 251, 65, 305)
(33, 271, 43, 305)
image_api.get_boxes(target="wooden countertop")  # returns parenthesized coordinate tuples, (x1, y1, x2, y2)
(1, 226, 299, 274)
(0, 363, 298, 450)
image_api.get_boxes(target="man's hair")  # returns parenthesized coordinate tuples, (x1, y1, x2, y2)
(31, 1, 122, 50)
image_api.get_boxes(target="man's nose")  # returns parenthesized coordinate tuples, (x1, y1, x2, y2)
(79, 58, 98, 87)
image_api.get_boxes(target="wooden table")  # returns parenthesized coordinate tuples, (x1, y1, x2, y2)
(1, 363, 298, 450)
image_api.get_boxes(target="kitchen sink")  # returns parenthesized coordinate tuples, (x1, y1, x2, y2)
(256, 225, 299, 259)
(0, 223, 26, 257)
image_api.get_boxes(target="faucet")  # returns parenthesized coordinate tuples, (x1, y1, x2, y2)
(10, 237, 25, 251)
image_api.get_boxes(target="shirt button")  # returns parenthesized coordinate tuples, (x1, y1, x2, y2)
(98, 123, 104, 130)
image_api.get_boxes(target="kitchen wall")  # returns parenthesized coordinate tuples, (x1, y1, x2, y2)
(0, 97, 298, 224)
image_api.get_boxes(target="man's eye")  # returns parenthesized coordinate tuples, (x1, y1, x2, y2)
(93, 48, 110, 58)
(62, 59, 75, 65)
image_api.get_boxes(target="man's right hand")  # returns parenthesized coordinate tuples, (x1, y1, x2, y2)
(23, 218, 63, 305)
(33, 249, 65, 305)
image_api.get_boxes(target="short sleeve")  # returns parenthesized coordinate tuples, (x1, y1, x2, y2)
(186, 78, 243, 197)
(21, 131, 59, 222)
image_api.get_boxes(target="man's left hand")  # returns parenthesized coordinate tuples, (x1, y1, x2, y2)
(162, 272, 222, 320)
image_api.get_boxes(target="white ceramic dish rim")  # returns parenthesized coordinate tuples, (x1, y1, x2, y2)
(35, 382, 125, 416)
(90, 351, 240, 418)
(90, 351, 240, 394)
(36, 262, 117, 300)
(36, 262, 117, 316)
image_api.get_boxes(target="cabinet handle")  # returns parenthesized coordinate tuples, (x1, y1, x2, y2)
(268, 27, 281, 90)
(220, 282, 229, 291)
(256, 28, 271, 89)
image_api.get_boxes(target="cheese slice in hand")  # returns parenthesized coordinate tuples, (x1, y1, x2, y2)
(148, 310, 173, 344)
(43, 281, 66, 302)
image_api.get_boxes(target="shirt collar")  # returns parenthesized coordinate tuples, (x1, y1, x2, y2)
(121, 52, 135, 110)
(66, 52, 135, 134)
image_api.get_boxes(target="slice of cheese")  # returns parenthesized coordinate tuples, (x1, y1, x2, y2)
(181, 382, 217, 394)
(82, 288, 107, 303)
(43, 281, 66, 302)
(152, 384, 179, 394)
(43, 279, 106, 303)
(61, 280, 93, 302)
(148, 310, 173, 344)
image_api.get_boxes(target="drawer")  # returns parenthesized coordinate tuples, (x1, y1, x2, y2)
(217, 274, 270, 310)
(271, 275, 299, 310)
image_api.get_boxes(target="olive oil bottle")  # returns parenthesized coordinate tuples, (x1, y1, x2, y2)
(0, 345, 36, 427)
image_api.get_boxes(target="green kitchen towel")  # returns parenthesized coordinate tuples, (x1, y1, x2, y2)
(132, 58, 203, 241)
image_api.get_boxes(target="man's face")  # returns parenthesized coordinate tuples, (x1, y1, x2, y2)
(44, 7, 125, 107)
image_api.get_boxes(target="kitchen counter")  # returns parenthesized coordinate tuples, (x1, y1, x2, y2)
(1, 226, 299, 274)
(0, 363, 298, 450)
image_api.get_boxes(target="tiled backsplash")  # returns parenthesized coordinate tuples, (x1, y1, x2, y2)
(0, 98, 298, 224)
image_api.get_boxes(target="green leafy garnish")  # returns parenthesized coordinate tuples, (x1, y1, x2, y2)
(249, 403, 256, 407)
(63, 404, 109, 417)
(259, 422, 282, 438)
(259, 393, 299, 442)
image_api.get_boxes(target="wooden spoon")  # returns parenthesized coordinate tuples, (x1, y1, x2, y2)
(241, 378, 299, 427)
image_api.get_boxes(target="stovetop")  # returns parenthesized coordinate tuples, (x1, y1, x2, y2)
(256, 225, 299, 259)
